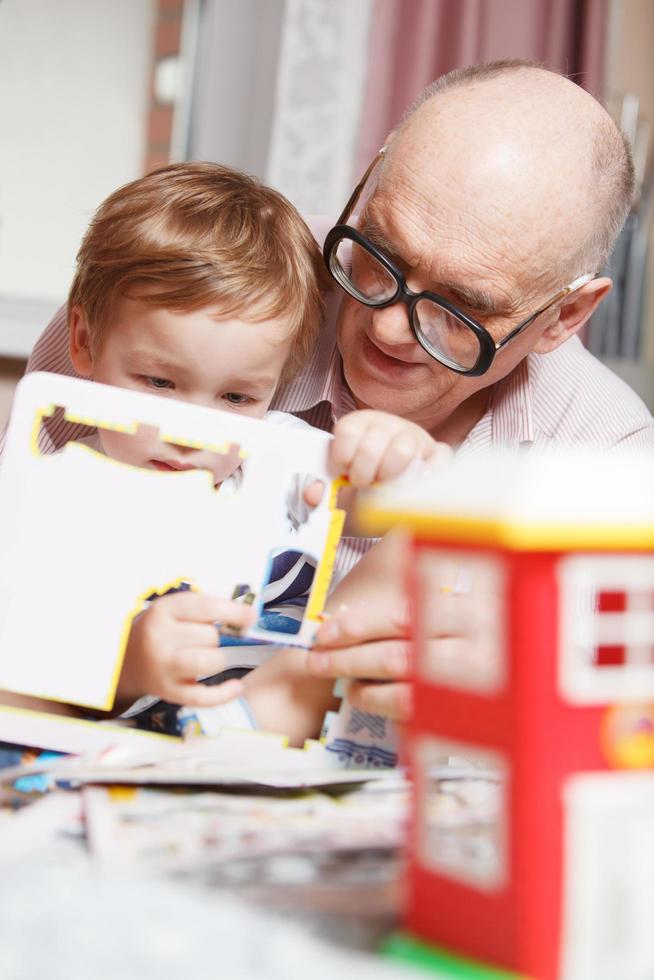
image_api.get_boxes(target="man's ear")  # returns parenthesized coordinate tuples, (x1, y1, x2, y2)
(534, 277, 612, 354)
(69, 306, 94, 376)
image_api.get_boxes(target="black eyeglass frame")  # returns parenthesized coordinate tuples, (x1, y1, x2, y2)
(323, 148, 596, 377)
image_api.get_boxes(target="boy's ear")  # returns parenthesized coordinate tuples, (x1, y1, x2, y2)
(533, 277, 612, 355)
(69, 306, 94, 376)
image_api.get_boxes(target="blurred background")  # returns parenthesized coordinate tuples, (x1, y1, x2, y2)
(1, 0, 652, 424)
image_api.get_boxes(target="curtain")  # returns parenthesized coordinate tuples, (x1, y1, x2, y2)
(355, 0, 607, 174)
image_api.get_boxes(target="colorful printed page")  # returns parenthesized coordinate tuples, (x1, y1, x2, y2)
(0, 710, 403, 790)
(0, 372, 344, 711)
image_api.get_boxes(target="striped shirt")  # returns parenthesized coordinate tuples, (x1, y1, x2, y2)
(456, 334, 654, 456)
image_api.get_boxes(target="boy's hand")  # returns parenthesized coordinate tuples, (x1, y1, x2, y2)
(329, 410, 450, 487)
(117, 591, 256, 708)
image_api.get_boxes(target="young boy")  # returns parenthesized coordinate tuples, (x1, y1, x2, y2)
(1, 162, 441, 742)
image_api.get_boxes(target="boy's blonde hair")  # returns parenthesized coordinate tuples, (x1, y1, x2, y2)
(68, 162, 326, 379)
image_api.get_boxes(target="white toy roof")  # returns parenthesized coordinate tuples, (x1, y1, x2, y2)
(358, 448, 654, 550)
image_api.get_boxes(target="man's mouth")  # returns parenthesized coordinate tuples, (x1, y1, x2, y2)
(362, 332, 426, 373)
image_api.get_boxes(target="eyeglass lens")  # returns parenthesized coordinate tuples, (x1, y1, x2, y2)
(331, 237, 397, 303)
(413, 298, 481, 370)
(331, 237, 482, 371)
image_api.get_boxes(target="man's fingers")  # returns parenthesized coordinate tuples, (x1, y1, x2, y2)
(315, 599, 408, 648)
(307, 639, 410, 681)
(329, 419, 364, 477)
(374, 432, 420, 483)
(346, 425, 395, 488)
(347, 680, 413, 723)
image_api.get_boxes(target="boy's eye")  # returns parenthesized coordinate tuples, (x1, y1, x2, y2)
(144, 376, 174, 390)
(223, 392, 252, 405)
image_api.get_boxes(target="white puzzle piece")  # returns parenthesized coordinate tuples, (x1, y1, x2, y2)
(0, 373, 344, 710)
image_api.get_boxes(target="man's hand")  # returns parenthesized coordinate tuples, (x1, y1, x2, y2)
(118, 591, 256, 708)
(307, 597, 414, 721)
(307, 563, 498, 723)
(329, 409, 450, 487)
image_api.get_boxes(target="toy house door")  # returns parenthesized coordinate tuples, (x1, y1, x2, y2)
(561, 771, 654, 980)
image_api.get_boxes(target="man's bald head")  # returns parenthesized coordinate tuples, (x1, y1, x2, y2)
(335, 61, 627, 437)
(382, 61, 633, 289)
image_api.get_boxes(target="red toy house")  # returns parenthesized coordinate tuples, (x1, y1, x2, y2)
(361, 449, 654, 980)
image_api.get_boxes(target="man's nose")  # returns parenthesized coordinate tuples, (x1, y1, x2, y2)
(368, 300, 415, 347)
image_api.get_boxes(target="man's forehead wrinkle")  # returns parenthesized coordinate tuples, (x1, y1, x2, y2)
(366, 191, 425, 270)
(360, 210, 401, 259)
(375, 126, 559, 314)
(380, 146, 518, 270)
(369, 178, 523, 318)
(378, 156, 444, 232)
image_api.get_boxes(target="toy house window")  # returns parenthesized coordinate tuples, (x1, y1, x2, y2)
(594, 588, 654, 667)
(559, 556, 654, 705)
(415, 736, 508, 892)
(415, 548, 506, 695)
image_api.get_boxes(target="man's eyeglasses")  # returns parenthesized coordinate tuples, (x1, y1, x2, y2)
(323, 148, 595, 377)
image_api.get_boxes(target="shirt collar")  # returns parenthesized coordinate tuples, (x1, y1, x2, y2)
(490, 355, 535, 446)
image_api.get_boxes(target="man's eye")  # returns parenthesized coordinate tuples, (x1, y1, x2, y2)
(144, 376, 174, 390)
(223, 392, 252, 405)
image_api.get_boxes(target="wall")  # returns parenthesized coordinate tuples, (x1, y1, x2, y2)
(602, 0, 654, 405)
(0, 0, 154, 356)
(190, 0, 286, 179)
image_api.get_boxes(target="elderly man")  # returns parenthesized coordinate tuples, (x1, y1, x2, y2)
(12, 60, 654, 728)
(308, 59, 654, 724)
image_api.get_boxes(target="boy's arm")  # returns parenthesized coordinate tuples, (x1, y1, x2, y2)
(242, 531, 403, 744)
(174, 410, 445, 742)
(241, 648, 338, 747)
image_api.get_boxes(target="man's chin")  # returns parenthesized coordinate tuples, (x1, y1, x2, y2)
(343, 363, 431, 417)
(337, 317, 455, 419)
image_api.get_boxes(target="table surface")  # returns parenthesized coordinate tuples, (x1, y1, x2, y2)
(0, 836, 413, 980)
(0, 781, 416, 980)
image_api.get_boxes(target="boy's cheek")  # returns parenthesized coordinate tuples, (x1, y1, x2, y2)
(228, 403, 269, 421)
